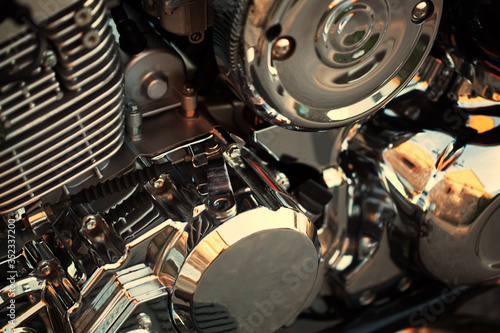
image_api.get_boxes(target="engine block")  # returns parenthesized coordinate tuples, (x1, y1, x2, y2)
(0, 0, 125, 214)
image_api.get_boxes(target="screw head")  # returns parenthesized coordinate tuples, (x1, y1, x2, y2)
(83, 30, 100, 48)
(189, 32, 204, 44)
(412, 1, 431, 23)
(271, 37, 295, 61)
(75, 8, 92, 26)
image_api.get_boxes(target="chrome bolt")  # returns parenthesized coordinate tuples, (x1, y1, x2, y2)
(209, 196, 237, 219)
(275, 172, 290, 191)
(153, 178, 165, 189)
(37, 261, 52, 276)
(412, 1, 431, 23)
(359, 289, 375, 306)
(227, 146, 241, 159)
(137, 313, 152, 330)
(271, 37, 295, 61)
(83, 215, 97, 230)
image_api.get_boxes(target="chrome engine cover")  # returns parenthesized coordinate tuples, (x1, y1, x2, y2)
(342, 89, 500, 284)
(159, 208, 320, 332)
(213, 0, 443, 130)
(11, 131, 321, 332)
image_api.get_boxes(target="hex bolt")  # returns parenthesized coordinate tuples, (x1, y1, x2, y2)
(271, 37, 296, 61)
(37, 261, 52, 276)
(153, 177, 165, 189)
(275, 172, 290, 190)
(212, 197, 232, 211)
(227, 146, 241, 159)
(83, 215, 97, 230)
(412, 1, 431, 23)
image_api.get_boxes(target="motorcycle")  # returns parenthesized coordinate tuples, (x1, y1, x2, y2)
(0, 0, 499, 332)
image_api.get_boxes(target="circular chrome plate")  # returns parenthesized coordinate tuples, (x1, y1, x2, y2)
(214, 0, 442, 130)
(169, 207, 320, 332)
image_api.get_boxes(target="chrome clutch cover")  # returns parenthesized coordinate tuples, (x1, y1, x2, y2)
(157, 207, 319, 332)
(213, 0, 442, 130)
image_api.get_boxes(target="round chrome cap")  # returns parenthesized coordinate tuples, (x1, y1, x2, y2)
(213, 0, 443, 130)
(167, 207, 321, 332)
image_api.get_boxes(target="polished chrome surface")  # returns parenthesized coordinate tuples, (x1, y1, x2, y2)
(0, 0, 125, 213)
(304, 159, 405, 307)
(75, 264, 171, 333)
(147, 142, 322, 332)
(402, 54, 500, 109)
(163, 207, 320, 333)
(0, 129, 323, 332)
(342, 92, 500, 284)
(213, 0, 443, 130)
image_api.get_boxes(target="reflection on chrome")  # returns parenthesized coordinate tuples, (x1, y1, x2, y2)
(145, 144, 322, 332)
(213, 0, 443, 129)
(341, 91, 500, 284)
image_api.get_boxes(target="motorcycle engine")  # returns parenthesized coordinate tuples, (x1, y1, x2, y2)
(1, 0, 476, 332)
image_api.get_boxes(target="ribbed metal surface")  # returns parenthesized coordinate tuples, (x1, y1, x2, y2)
(0, 0, 124, 213)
